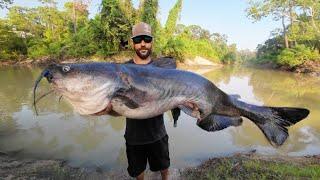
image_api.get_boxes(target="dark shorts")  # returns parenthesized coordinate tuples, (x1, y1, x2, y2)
(126, 135, 170, 177)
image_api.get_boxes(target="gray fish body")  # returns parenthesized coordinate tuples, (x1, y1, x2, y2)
(111, 63, 231, 119)
(35, 62, 310, 146)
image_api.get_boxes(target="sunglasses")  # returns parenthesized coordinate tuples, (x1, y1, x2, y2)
(132, 35, 153, 44)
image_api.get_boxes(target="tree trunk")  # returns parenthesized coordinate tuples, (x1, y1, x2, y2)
(282, 16, 289, 48)
(289, 3, 296, 47)
(73, 0, 77, 34)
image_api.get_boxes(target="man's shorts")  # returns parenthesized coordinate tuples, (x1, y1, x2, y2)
(126, 135, 170, 177)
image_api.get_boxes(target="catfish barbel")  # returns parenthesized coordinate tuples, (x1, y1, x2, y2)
(33, 62, 309, 146)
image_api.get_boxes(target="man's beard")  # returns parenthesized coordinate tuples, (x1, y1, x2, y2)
(135, 48, 152, 59)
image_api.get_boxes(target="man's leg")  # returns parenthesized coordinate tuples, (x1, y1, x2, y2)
(148, 135, 170, 180)
(126, 142, 147, 179)
(160, 168, 169, 180)
(136, 171, 145, 180)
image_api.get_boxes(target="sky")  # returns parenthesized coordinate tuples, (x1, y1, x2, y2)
(0, 0, 282, 50)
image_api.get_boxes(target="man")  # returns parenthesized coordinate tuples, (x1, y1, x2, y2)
(124, 22, 175, 180)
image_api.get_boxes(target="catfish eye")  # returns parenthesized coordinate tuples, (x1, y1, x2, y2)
(62, 65, 70, 72)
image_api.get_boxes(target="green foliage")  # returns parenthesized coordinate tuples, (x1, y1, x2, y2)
(139, 0, 163, 55)
(64, 1, 90, 33)
(139, 0, 159, 34)
(222, 44, 238, 64)
(0, 19, 27, 60)
(162, 37, 186, 61)
(277, 45, 320, 67)
(27, 42, 50, 59)
(159, 0, 183, 57)
(1, 0, 240, 64)
(98, 0, 132, 55)
(247, 0, 320, 67)
(119, 0, 136, 26)
(161, 25, 232, 63)
(164, 0, 182, 37)
(65, 27, 97, 57)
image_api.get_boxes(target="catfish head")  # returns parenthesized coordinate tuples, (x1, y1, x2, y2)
(34, 63, 118, 115)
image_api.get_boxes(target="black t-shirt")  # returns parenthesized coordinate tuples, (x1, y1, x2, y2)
(124, 59, 167, 145)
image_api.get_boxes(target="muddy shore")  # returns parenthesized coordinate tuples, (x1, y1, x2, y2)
(1, 151, 320, 179)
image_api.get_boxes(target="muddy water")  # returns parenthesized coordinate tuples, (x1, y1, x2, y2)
(0, 66, 319, 171)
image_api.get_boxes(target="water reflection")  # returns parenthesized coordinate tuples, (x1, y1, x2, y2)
(0, 66, 319, 171)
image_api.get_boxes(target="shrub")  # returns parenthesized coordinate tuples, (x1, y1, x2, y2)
(277, 45, 320, 67)
(28, 43, 49, 59)
(162, 37, 186, 61)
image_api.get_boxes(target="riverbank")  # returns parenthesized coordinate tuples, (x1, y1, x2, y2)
(1, 152, 319, 179)
(1, 57, 319, 77)
(0, 55, 221, 66)
(247, 60, 320, 77)
(0, 56, 223, 76)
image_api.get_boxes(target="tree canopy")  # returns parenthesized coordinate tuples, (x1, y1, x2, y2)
(247, 0, 320, 67)
(0, 0, 239, 64)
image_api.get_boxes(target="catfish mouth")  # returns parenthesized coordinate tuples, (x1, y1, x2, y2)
(33, 68, 66, 115)
(33, 69, 52, 115)
(33, 67, 111, 116)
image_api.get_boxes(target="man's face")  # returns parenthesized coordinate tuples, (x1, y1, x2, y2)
(132, 35, 153, 60)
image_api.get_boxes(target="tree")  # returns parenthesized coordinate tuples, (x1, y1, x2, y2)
(294, 0, 320, 52)
(64, 1, 89, 34)
(0, 0, 12, 9)
(99, 0, 131, 53)
(246, 0, 298, 48)
(139, 0, 159, 36)
(119, 0, 136, 25)
(164, 0, 182, 37)
(0, 19, 27, 60)
(223, 44, 238, 64)
(256, 35, 283, 59)
(186, 25, 211, 40)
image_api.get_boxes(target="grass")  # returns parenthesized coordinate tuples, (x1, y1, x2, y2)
(182, 154, 320, 180)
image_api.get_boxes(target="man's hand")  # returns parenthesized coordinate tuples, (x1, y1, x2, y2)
(171, 108, 181, 127)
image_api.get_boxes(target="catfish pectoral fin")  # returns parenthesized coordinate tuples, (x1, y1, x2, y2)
(112, 95, 140, 109)
(197, 115, 243, 132)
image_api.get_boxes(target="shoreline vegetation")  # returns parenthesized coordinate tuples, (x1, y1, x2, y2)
(1, 151, 320, 179)
(1, 0, 319, 74)
(0, 56, 319, 77)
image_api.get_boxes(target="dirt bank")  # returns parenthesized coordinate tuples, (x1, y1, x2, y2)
(1, 152, 320, 179)
(0, 152, 181, 180)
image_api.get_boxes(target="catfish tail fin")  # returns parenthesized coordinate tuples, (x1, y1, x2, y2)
(233, 100, 309, 146)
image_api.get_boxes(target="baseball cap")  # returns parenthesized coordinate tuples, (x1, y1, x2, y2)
(131, 22, 153, 38)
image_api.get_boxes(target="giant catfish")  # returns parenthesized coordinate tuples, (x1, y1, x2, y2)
(33, 62, 310, 146)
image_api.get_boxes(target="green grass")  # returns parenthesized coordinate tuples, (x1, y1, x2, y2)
(182, 155, 320, 180)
